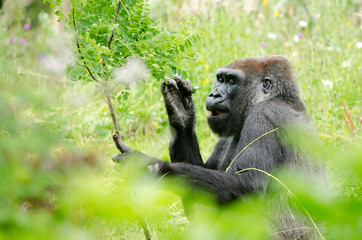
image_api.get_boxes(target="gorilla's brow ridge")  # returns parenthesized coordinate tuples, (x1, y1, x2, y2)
(215, 68, 245, 80)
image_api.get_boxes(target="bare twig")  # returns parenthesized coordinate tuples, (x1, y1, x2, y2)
(102, 82, 133, 153)
(102, 81, 119, 133)
(102, 81, 132, 153)
(79, 64, 100, 83)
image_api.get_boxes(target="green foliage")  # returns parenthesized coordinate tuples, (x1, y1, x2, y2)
(0, 44, 100, 240)
(46, 0, 199, 81)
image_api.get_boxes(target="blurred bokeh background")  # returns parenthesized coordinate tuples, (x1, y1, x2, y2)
(0, 0, 361, 239)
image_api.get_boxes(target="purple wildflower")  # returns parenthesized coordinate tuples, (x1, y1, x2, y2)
(23, 24, 30, 31)
(10, 38, 16, 43)
(260, 41, 266, 47)
(38, 54, 46, 60)
(297, 32, 304, 39)
(19, 38, 26, 45)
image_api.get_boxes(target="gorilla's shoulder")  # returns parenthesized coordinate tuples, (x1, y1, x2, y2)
(250, 99, 309, 127)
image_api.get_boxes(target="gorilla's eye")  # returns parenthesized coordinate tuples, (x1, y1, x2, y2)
(217, 77, 224, 83)
(229, 77, 236, 84)
(263, 77, 272, 90)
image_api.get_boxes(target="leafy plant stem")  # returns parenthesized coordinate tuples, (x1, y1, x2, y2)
(72, 6, 131, 153)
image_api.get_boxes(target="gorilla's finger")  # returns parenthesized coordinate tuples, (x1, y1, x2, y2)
(167, 78, 178, 90)
(173, 74, 182, 82)
(182, 79, 193, 94)
(112, 153, 124, 163)
(161, 79, 167, 92)
(174, 74, 187, 89)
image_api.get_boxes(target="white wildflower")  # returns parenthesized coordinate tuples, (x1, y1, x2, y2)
(42, 55, 69, 73)
(292, 51, 299, 57)
(39, 35, 73, 74)
(356, 42, 362, 49)
(326, 46, 334, 52)
(298, 20, 308, 28)
(341, 60, 351, 68)
(322, 79, 333, 88)
(293, 35, 300, 42)
(267, 32, 277, 40)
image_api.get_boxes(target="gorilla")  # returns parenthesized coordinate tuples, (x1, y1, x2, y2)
(114, 56, 321, 239)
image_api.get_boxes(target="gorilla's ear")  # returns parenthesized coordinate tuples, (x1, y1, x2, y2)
(262, 77, 273, 94)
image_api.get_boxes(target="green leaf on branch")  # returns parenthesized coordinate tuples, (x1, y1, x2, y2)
(51, 0, 198, 84)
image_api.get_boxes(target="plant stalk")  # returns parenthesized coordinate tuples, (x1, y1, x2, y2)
(102, 82, 132, 153)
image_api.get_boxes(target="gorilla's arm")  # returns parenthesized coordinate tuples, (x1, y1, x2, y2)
(153, 110, 281, 203)
(161, 76, 204, 166)
(153, 160, 269, 204)
(169, 127, 204, 166)
(153, 162, 255, 204)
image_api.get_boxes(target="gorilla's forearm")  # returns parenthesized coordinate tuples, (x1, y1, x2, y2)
(163, 162, 267, 204)
(169, 126, 204, 166)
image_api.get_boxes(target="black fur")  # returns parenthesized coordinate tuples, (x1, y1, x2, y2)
(156, 56, 309, 200)
(114, 56, 321, 239)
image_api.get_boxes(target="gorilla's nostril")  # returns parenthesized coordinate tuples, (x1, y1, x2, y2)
(212, 93, 222, 98)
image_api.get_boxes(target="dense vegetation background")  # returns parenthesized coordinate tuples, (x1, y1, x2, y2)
(0, 0, 361, 239)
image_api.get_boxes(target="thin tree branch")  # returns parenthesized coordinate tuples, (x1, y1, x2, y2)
(72, 8, 99, 83)
(107, 1, 122, 49)
(101, 81, 132, 153)
(105, 1, 133, 153)
(103, 82, 119, 133)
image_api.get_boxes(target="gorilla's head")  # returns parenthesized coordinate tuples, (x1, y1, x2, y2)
(206, 56, 304, 137)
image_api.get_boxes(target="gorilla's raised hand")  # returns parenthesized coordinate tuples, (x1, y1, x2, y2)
(160, 75, 204, 166)
(161, 75, 195, 130)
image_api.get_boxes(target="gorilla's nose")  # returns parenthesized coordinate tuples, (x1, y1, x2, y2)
(209, 91, 222, 99)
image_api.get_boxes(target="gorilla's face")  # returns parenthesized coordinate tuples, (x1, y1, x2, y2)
(206, 68, 245, 136)
(206, 57, 280, 137)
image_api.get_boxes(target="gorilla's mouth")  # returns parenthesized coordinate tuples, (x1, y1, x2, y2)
(209, 110, 224, 117)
